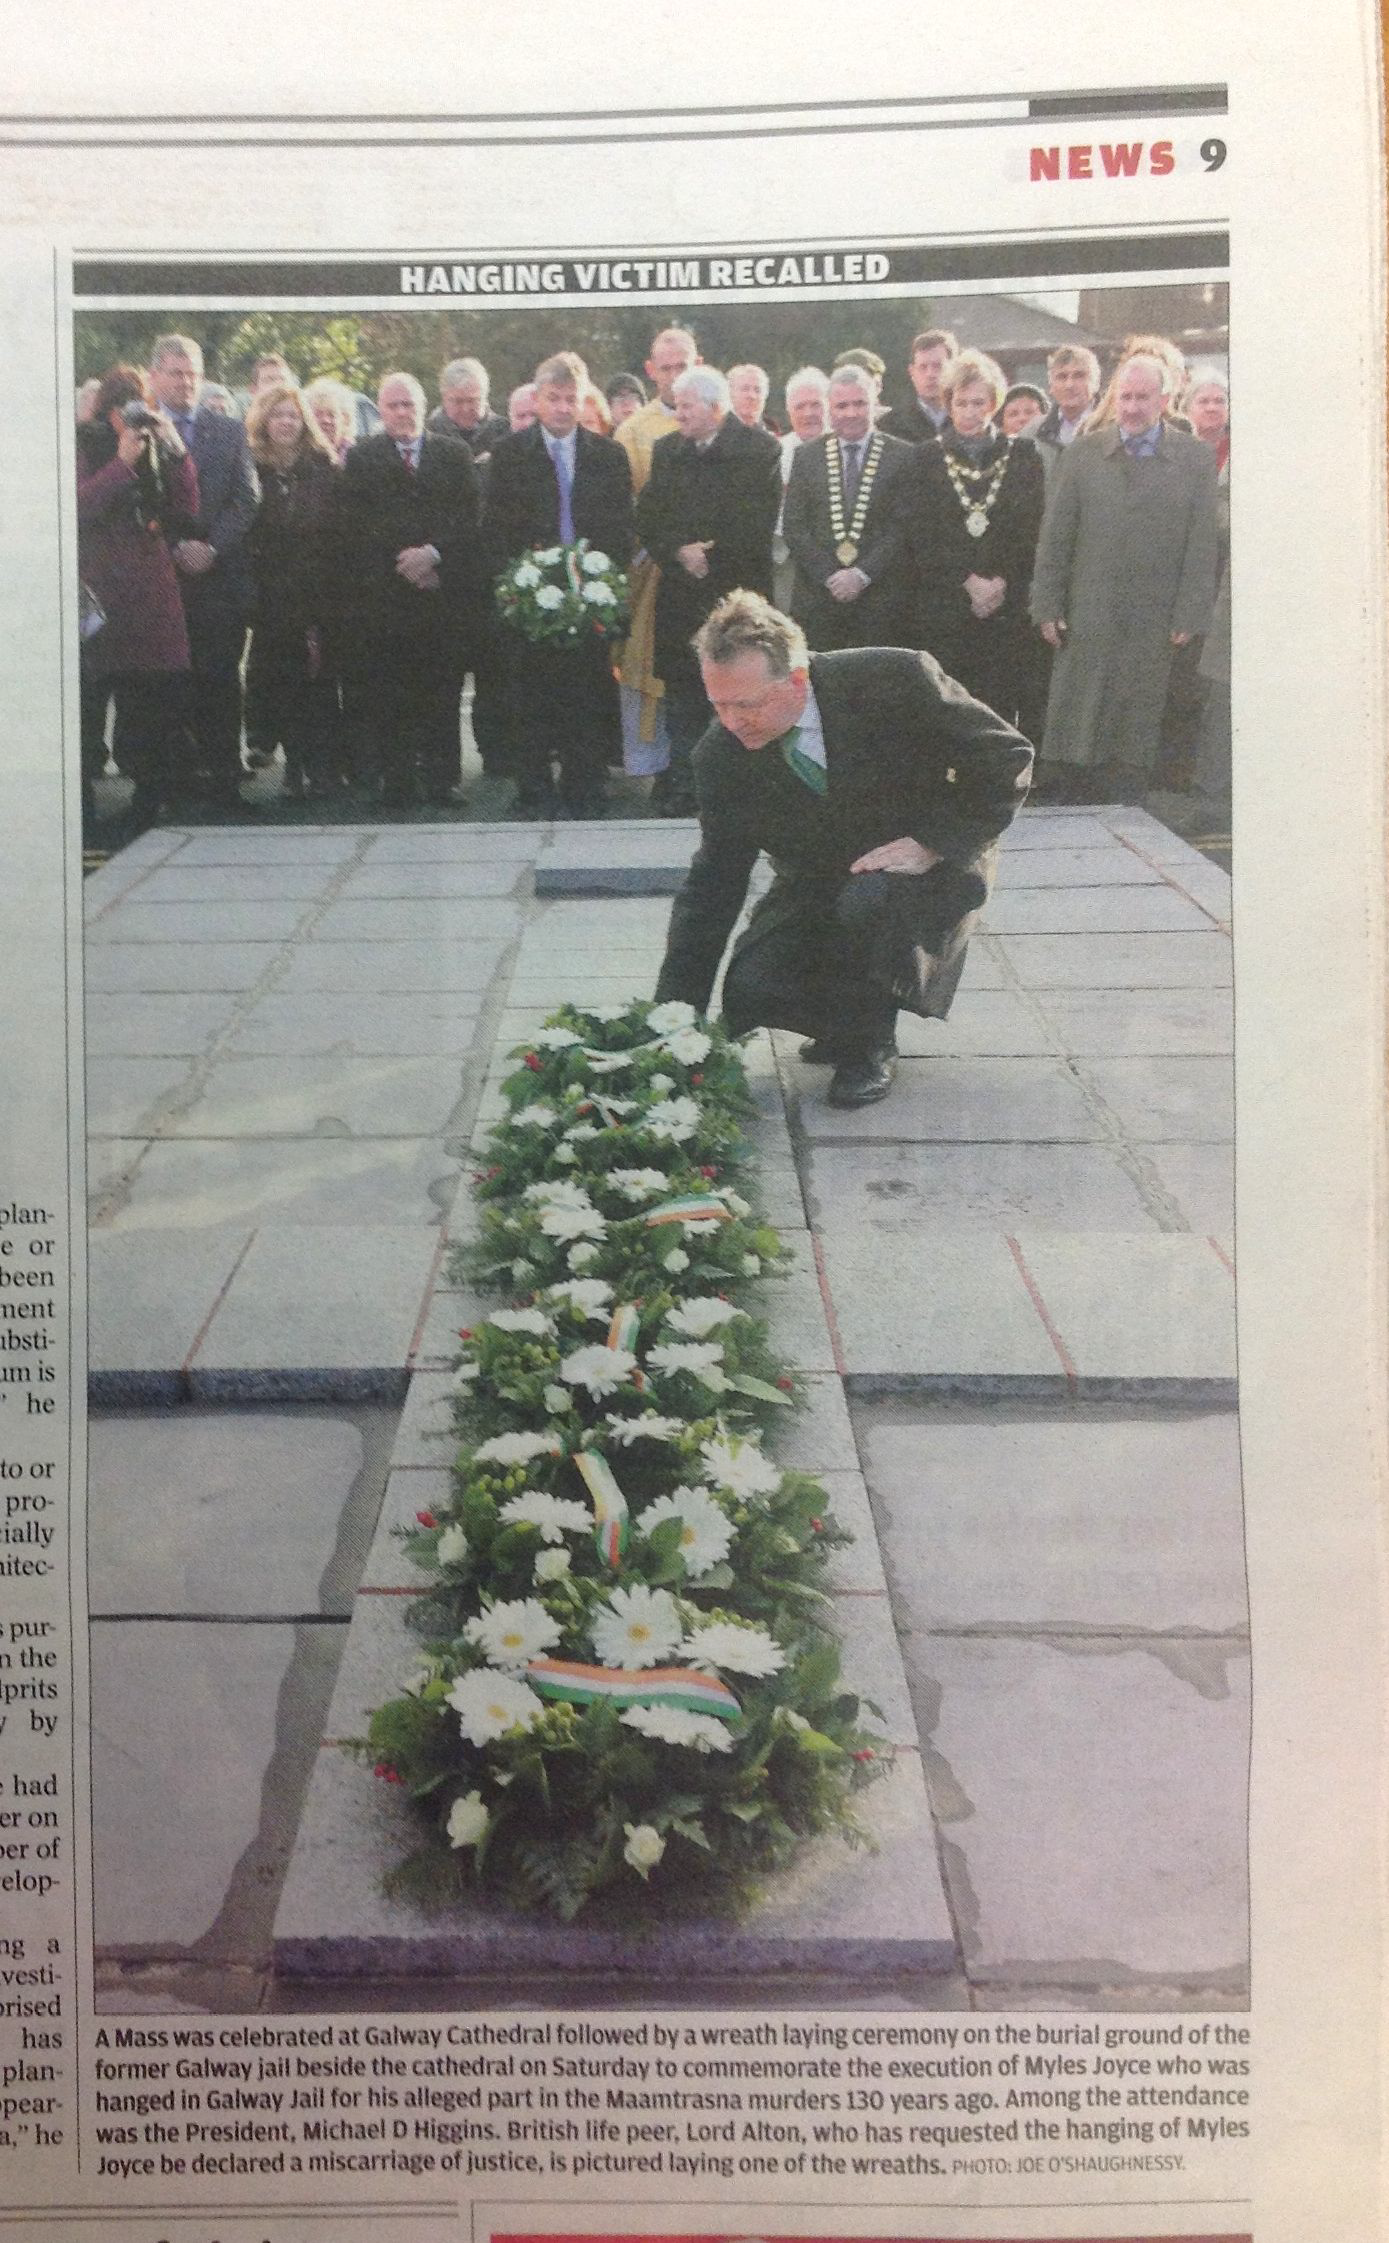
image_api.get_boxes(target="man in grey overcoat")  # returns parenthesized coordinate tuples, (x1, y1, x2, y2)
(1029, 354, 1219, 799)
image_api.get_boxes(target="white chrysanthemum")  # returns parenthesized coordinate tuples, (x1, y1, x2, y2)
(542, 1383, 572, 1414)
(564, 1123, 601, 1143)
(447, 1790, 489, 1848)
(665, 1296, 746, 1339)
(686, 1619, 787, 1677)
(645, 1001, 698, 1034)
(530, 1025, 582, 1048)
(639, 1485, 735, 1578)
(537, 1202, 607, 1243)
(523, 1176, 592, 1208)
(534, 1545, 572, 1583)
(499, 1489, 592, 1543)
(585, 1002, 629, 1023)
(534, 546, 561, 565)
(581, 547, 611, 575)
(560, 1342, 637, 1396)
(722, 1190, 752, 1218)
(568, 1242, 600, 1269)
(510, 1103, 558, 1129)
(741, 1253, 761, 1275)
(582, 580, 617, 606)
(544, 1277, 613, 1320)
(512, 561, 542, 588)
(646, 1339, 727, 1389)
(591, 1582, 683, 1667)
(620, 1703, 734, 1754)
(447, 1668, 544, 1745)
(581, 1048, 635, 1074)
(464, 1597, 562, 1671)
(662, 1247, 690, 1272)
(623, 1821, 665, 1871)
(601, 1411, 685, 1445)
(473, 1430, 563, 1468)
(663, 1026, 712, 1065)
(485, 1306, 555, 1338)
(436, 1523, 469, 1568)
(644, 1097, 701, 1143)
(535, 583, 564, 610)
(608, 1167, 673, 1201)
(682, 1217, 724, 1235)
(698, 1434, 781, 1500)
(553, 1141, 577, 1164)
(650, 1072, 675, 1094)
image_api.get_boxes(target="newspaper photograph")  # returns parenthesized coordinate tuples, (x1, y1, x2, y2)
(0, 7, 1382, 2243)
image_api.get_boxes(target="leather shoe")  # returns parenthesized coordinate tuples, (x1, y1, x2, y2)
(827, 1044, 897, 1108)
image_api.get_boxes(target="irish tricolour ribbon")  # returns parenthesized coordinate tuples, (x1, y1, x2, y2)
(643, 1195, 733, 1228)
(525, 1658, 743, 1721)
(573, 1449, 630, 1566)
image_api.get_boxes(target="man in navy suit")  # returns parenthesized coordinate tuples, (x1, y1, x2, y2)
(484, 355, 635, 817)
(148, 334, 259, 809)
(338, 372, 485, 807)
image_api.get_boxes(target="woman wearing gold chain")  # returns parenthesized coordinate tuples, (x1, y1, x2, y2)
(906, 346, 1047, 739)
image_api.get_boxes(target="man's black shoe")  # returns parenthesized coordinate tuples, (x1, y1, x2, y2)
(826, 1044, 897, 1108)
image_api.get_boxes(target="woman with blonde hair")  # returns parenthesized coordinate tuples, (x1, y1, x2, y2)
(302, 375, 358, 464)
(243, 382, 345, 799)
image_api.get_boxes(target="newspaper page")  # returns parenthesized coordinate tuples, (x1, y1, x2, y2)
(0, 6, 1383, 2243)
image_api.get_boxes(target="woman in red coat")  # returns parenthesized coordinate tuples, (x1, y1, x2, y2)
(77, 364, 200, 828)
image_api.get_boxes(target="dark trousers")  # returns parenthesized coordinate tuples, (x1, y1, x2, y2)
(720, 881, 898, 1054)
(244, 629, 344, 792)
(658, 662, 712, 813)
(507, 637, 619, 809)
(361, 634, 463, 803)
(80, 670, 186, 815)
(466, 624, 512, 773)
(183, 605, 248, 796)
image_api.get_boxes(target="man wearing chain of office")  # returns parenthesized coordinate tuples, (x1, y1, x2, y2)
(653, 589, 1033, 1108)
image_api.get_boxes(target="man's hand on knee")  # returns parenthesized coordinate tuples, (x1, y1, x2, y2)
(850, 837, 941, 874)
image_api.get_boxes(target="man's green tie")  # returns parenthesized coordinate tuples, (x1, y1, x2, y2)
(779, 725, 828, 796)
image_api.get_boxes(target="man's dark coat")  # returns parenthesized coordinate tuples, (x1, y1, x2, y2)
(483, 422, 636, 570)
(781, 429, 917, 649)
(636, 413, 782, 682)
(338, 431, 484, 638)
(654, 646, 1032, 1021)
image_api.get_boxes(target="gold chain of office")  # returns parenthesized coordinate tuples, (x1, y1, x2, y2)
(826, 432, 884, 564)
(940, 444, 1012, 538)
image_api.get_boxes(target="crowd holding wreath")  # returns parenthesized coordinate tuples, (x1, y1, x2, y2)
(75, 319, 1229, 833)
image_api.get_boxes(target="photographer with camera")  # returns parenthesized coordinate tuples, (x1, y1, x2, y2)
(77, 364, 200, 834)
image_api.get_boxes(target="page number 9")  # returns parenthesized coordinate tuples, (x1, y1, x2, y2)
(1201, 137, 1228, 170)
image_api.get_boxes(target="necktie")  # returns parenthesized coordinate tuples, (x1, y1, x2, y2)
(398, 442, 416, 474)
(554, 444, 575, 543)
(779, 725, 828, 796)
(842, 441, 863, 512)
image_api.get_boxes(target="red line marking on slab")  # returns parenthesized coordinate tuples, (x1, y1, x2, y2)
(808, 1229, 849, 1378)
(1113, 828, 1230, 931)
(1005, 1234, 1078, 1385)
(180, 1228, 257, 1372)
(1208, 1234, 1236, 1277)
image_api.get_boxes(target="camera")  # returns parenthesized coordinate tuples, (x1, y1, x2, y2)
(119, 400, 161, 432)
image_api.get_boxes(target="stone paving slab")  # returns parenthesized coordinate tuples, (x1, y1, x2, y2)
(362, 828, 541, 860)
(336, 861, 526, 900)
(998, 815, 1118, 850)
(1145, 1142, 1235, 1235)
(88, 900, 311, 945)
(274, 1733, 955, 1987)
(805, 1141, 1160, 1232)
(164, 1054, 468, 1139)
(1079, 1056, 1235, 1143)
(773, 1370, 860, 1473)
(983, 886, 1215, 935)
(999, 932, 1233, 989)
(535, 819, 700, 895)
(814, 1469, 892, 1598)
(92, 1619, 301, 1953)
(157, 832, 363, 865)
(889, 996, 1056, 1059)
(84, 992, 246, 1058)
(390, 1369, 459, 1468)
(1014, 1232, 1236, 1390)
(308, 898, 522, 943)
(88, 1412, 364, 1616)
(991, 848, 1162, 889)
(85, 943, 283, 994)
(793, 1056, 1102, 1145)
(1031, 987, 1233, 1057)
(101, 1137, 462, 1233)
(817, 1227, 1061, 1384)
(761, 1229, 839, 1375)
(127, 865, 344, 905)
(275, 940, 507, 994)
(361, 1468, 456, 1590)
(85, 1056, 196, 1136)
(858, 1407, 1248, 1634)
(919, 1634, 1249, 1989)
(188, 1227, 441, 1393)
(88, 1227, 250, 1386)
(223, 994, 483, 1059)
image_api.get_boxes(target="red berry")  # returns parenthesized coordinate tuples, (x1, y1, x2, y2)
(415, 1510, 436, 1528)
(776, 1375, 793, 1392)
(459, 1328, 473, 1342)
(691, 1072, 704, 1086)
(700, 1164, 716, 1179)
(853, 1748, 876, 1763)
(373, 1761, 398, 1782)
(524, 1052, 541, 1071)
(809, 1517, 823, 1533)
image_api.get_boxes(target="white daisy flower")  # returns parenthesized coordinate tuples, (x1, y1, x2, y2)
(512, 562, 542, 589)
(560, 1342, 638, 1397)
(686, 1618, 787, 1678)
(600, 1411, 685, 1445)
(663, 1026, 712, 1065)
(568, 1242, 601, 1269)
(608, 1167, 673, 1201)
(698, 1433, 781, 1500)
(510, 1103, 558, 1129)
(622, 1821, 665, 1871)
(523, 1176, 593, 1208)
(585, 1003, 630, 1023)
(591, 1582, 683, 1667)
(582, 580, 617, 606)
(473, 1430, 563, 1468)
(564, 1123, 601, 1143)
(499, 1490, 592, 1543)
(553, 1142, 578, 1164)
(639, 1485, 735, 1578)
(542, 1383, 573, 1414)
(645, 1339, 727, 1389)
(535, 584, 564, 611)
(533, 546, 562, 566)
(580, 548, 611, 575)
(436, 1523, 469, 1568)
(530, 1025, 582, 1048)
(544, 1277, 613, 1320)
(665, 1296, 746, 1339)
(537, 1203, 607, 1243)
(742, 1253, 761, 1275)
(534, 1546, 572, 1584)
(446, 1790, 489, 1848)
(682, 1217, 724, 1235)
(643, 1097, 701, 1144)
(662, 1247, 690, 1272)
(485, 1306, 555, 1338)
(649, 1072, 676, 1095)
(448, 1668, 544, 1746)
(619, 1703, 734, 1754)
(464, 1596, 562, 1671)
(645, 1001, 698, 1034)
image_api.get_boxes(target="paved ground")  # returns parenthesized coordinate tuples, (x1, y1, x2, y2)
(86, 806, 1247, 2014)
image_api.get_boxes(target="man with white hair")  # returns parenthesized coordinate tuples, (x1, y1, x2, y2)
(428, 356, 508, 460)
(728, 363, 773, 430)
(773, 367, 829, 609)
(635, 364, 782, 811)
(782, 364, 916, 650)
(1029, 352, 1219, 798)
(507, 383, 539, 432)
(338, 369, 485, 806)
(1034, 344, 1102, 484)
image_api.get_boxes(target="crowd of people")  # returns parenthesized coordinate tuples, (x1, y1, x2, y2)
(75, 320, 1230, 833)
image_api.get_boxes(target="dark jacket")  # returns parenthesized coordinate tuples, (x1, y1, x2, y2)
(181, 406, 260, 619)
(338, 430, 483, 636)
(654, 645, 1032, 1020)
(878, 397, 950, 446)
(426, 407, 509, 460)
(782, 429, 917, 649)
(77, 428, 199, 676)
(247, 446, 341, 637)
(909, 432, 1045, 644)
(483, 422, 635, 573)
(636, 413, 781, 681)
